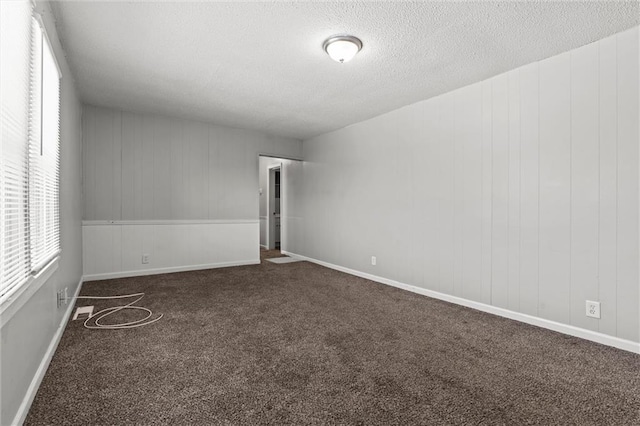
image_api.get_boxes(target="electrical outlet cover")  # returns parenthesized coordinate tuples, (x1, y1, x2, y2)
(73, 306, 94, 320)
(586, 301, 601, 319)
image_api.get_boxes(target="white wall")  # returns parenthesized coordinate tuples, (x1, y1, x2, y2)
(0, 2, 84, 424)
(281, 159, 304, 255)
(83, 221, 258, 280)
(297, 27, 639, 343)
(82, 106, 301, 278)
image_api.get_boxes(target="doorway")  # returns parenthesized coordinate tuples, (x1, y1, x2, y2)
(258, 155, 303, 259)
(268, 165, 281, 250)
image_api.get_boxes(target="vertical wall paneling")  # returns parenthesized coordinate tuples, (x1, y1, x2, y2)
(616, 27, 639, 342)
(437, 95, 455, 295)
(518, 63, 540, 316)
(141, 114, 155, 220)
(217, 128, 235, 219)
(82, 106, 301, 277)
(83, 107, 300, 222)
(82, 106, 95, 219)
(133, 113, 143, 220)
(453, 91, 465, 297)
(297, 27, 639, 344)
(94, 109, 115, 219)
(208, 126, 220, 219)
(570, 42, 600, 331)
(460, 85, 483, 301)
(598, 35, 618, 337)
(395, 104, 422, 287)
(481, 80, 493, 305)
(538, 53, 572, 323)
(239, 136, 257, 219)
(153, 117, 172, 219)
(112, 111, 122, 220)
(370, 112, 398, 280)
(491, 74, 509, 308)
(422, 100, 439, 291)
(121, 112, 136, 219)
(508, 71, 521, 311)
(409, 104, 426, 288)
(183, 122, 208, 219)
(169, 119, 184, 219)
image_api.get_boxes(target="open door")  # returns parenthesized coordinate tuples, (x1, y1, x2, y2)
(280, 159, 303, 254)
(267, 163, 281, 250)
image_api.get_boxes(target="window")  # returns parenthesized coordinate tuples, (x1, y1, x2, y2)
(1, 1, 61, 302)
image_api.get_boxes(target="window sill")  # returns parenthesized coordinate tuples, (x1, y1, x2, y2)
(0, 257, 59, 329)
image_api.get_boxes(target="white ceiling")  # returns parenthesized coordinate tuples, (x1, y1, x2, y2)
(51, 1, 639, 140)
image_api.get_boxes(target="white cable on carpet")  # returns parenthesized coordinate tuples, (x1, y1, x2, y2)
(73, 293, 163, 330)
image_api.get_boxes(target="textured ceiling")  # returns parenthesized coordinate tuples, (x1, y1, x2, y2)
(51, 1, 639, 140)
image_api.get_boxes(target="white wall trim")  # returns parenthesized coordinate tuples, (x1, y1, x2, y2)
(83, 260, 260, 282)
(82, 219, 258, 226)
(282, 251, 640, 354)
(11, 278, 83, 426)
(260, 244, 268, 249)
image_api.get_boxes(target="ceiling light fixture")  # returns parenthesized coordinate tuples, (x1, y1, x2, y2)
(323, 35, 362, 63)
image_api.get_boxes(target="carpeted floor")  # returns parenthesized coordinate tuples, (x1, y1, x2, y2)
(26, 249, 640, 425)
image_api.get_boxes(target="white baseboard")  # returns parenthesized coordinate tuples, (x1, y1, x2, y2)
(12, 278, 84, 426)
(260, 244, 268, 249)
(282, 250, 640, 354)
(83, 260, 260, 282)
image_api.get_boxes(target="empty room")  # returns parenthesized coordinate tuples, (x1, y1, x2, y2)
(1, 1, 639, 424)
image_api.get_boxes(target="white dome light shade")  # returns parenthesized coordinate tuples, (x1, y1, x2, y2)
(323, 35, 362, 63)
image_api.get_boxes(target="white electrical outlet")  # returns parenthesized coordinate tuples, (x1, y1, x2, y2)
(73, 306, 94, 321)
(371, 256, 377, 266)
(142, 254, 150, 264)
(586, 300, 601, 319)
(57, 287, 69, 308)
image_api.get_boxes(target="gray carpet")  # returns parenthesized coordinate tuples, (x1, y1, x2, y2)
(25, 249, 640, 425)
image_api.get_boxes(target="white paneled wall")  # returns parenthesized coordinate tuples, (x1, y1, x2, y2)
(299, 27, 639, 343)
(83, 105, 301, 221)
(82, 106, 301, 277)
(82, 221, 258, 279)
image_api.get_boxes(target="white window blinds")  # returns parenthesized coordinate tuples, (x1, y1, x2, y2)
(1, 1, 34, 300)
(29, 19, 61, 273)
(1, 1, 61, 301)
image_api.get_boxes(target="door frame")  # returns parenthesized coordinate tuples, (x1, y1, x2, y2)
(257, 154, 302, 254)
(266, 163, 281, 250)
